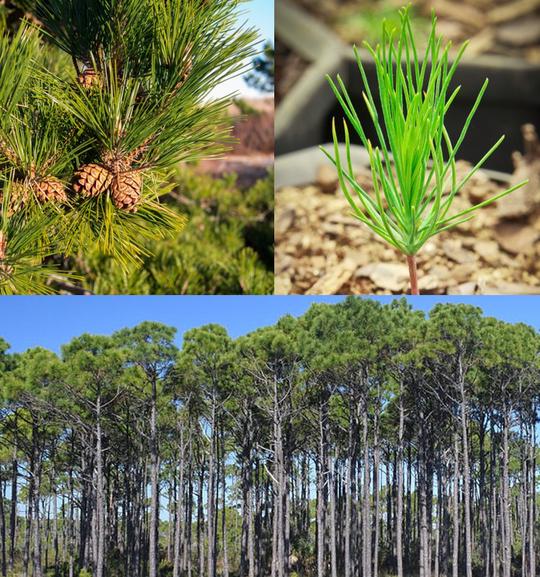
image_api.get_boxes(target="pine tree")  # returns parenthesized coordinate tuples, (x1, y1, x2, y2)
(0, 0, 257, 293)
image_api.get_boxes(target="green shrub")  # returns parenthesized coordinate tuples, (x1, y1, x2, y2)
(70, 169, 274, 294)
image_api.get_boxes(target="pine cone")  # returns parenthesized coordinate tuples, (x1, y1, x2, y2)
(0, 231, 12, 276)
(111, 172, 142, 213)
(78, 68, 102, 90)
(1, 181, 29, 215)
(73, 163, 113, 197)
(34, 177, 68, 204)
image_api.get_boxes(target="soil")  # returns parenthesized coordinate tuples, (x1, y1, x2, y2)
(276, 40, 309, 105)
(294, 0, 540, 64)
(275, 126, 540, 295)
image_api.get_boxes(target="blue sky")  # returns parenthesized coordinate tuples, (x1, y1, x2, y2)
(211, 0, 274, 99)
(0, 296, 538, 354)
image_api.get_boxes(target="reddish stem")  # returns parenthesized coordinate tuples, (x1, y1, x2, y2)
(0, 231, 6, 261)
(406, 254, 419, 295)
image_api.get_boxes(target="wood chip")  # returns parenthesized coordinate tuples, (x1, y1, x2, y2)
(432, 0, 487, 28)
(497, 16, 540, 47)
(479, 282, 540, 294)
(488, 0, 540, 24)
(306, 259, 357, 294)
(357, 262, 410, 292)
(448, 282, 478, 295)
(443, 240, 477, 264)
(474, 240, 501, 265)
(495, 221, 539, 255)
(274, 276, 292, 295)
(276, 127, 540, 295)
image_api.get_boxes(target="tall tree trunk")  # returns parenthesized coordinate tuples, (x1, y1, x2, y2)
(173, 424, 185, 577)
(528, 419, 536, 577)
(316, 398, 327, 577)
(362, 403, 372, 577)
(240, 413, 255, 577)
(149, 378, 160, 577)
(328, 448, 338, 577)
(419, 442, 429, 577)
(8, 442, 17, 573)
(396, 386, 404, 577)
(458, 367, 472, 577)
(32, 454, 43, 577)
(221, 428, 229, 577)
(344, 414, 354, 577)
(452, 433, 459, 577)
(0, 480, 7, 577)
(501, 410, 512, 577)
(373, 402, 380, 577)
(207, 400, 217, 577)
(95, 393, 105, 577)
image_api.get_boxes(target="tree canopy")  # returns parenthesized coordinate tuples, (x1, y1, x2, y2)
(0, 298, 538, 577)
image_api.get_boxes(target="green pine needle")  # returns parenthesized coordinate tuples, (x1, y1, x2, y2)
(323, 5, 528, 257)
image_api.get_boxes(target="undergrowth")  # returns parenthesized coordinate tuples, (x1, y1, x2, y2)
(68, 168, 274, 295)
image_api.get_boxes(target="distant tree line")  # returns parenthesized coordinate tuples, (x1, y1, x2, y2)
(0, 297, 538, 577)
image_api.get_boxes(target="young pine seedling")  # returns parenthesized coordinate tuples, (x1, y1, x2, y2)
(322, 5, 527, 295)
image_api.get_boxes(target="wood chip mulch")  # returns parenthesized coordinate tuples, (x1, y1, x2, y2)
(275, 125, 540, 295)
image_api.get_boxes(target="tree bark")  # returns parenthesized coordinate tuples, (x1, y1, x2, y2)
(149, 377, 160, 577)
(396, 385, 404, 577)
(457, 356, 472, 577)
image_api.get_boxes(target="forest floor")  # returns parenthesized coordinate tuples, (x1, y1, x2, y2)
(275, 132, 540, 295)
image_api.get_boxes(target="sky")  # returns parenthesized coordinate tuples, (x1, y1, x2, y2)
(0, 296, 538, 354)
(210, 0, 274, 99)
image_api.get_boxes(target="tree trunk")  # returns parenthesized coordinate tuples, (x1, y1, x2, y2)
(328, 448, 338, 577)
(8, 442, 17, 573)
(458, 365, 473, 577)
(362, 404, 372, 577)
(207, 399, 217, 577)
(528, 420, 536, 577)
(173, 424, 185, 577)
(95, 393, 105, 577)
(0, 480, 6, 577)
(149, 378, 160, 577)
(396, 386, 404, 577)
(344, 413, 354, 577)
(502, 410, 512, 577)
(452, 434, 459, 577)
(316, 398, 327, 577)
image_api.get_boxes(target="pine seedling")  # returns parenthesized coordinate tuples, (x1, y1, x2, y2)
(323, 5, 527, 294)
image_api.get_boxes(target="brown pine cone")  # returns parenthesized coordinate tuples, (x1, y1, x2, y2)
(73, 163, 113, 197)
(78, 68, 102, 90)
(111, 172, 142, 213)
(0, 231, 12, 276)
(1, 181, 29, 215)
(34, 177, 68, 204)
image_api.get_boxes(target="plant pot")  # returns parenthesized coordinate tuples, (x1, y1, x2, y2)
(275, 145, 540, 295)
(276, 0, 540, 173)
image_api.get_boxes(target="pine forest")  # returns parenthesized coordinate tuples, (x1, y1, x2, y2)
(0, 297, 539, 577)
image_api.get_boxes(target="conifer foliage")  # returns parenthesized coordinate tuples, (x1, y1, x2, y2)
(0, 0, 257, 293)
(0, 299, 538, 577)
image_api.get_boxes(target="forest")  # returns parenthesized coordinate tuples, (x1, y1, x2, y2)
(0, 297, 538, 577)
